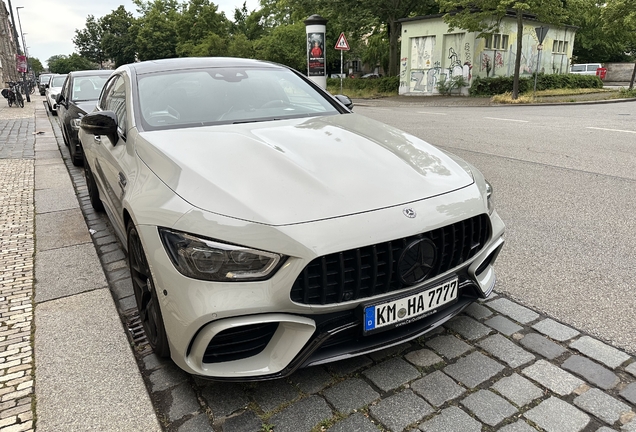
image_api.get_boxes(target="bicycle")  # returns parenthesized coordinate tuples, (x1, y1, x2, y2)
(3, 82, 24, 108)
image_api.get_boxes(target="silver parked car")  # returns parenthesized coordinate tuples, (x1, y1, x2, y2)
(79, 57, 505, 380)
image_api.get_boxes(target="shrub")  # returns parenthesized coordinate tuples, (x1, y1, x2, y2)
(326, 76, 398, 93)
(469, 74, 602, 96)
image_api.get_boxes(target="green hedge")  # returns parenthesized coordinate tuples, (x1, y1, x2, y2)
(469, 74, 603, 96)
(326, 76, 399, 93)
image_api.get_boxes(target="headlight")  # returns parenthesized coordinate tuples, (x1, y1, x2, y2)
(158, 228, 285, 282)
(485, 180, 495, 214)
(71, 118, 82, 130)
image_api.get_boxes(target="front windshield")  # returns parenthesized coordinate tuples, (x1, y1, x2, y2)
(51, 76, 67, 87)
(137, 67, 340, 130)
(71, 75, 109, 101)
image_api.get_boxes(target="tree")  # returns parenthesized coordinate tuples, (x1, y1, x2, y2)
(175, 0, 230, 57)
(101, 6, 139, 67)
(231, 2, 266, 40)
(47, 54, 96, 74)
(602, 0, 636, 88)
(73, 15, 106, 67)
(438, 0, 567, 99)
(134, 0, 180, 61)
(255, 22, 307, 72)
(28, 58, 44, 75)
(361, 33, 390, 75)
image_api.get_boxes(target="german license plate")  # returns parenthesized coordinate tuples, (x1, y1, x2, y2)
(363, 278, 458, 335)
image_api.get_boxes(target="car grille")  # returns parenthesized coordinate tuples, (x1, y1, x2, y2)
(203, 322, 279, 364)
(290, 214, 490, 305)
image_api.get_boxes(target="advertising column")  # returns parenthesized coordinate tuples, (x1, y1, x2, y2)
(304, 14, 327, 89)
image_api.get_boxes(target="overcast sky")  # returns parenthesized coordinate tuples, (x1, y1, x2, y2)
(8, 0, 259, 68)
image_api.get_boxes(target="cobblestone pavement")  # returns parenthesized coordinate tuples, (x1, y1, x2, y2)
(35, 100, 636, 431)
(0, 100, 36, 431)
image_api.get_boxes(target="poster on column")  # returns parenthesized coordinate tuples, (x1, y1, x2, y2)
(307, 32, 325, 76)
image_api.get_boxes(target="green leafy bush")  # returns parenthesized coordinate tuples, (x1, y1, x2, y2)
(469, 74, 602, 96)
(326, 76, 399, 93)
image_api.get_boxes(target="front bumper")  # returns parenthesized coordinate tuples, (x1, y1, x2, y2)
(136, 184, 505, 379)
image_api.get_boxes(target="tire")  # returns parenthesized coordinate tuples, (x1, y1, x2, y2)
(83, 154, 104, 212)
(16, 94, 23, 108)
(127, 222, 170, 358)
(61, 125, 70, 147)
(8, 99, 12, 107)
(70, 140, 83, 167)
(47, 101, 52, 112)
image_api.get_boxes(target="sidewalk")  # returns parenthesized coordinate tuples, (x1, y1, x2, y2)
(0, 96, 160, 431)
(0, 94, 635, 432)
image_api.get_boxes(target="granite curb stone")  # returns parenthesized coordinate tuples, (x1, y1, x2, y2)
(573, 388, 632, 424)
(562, 355, 620, 390)
(570, 336, 631, 369)
(524, 397, 590, 432)
(461, 389, 518, 426)
(522, 360, 585, 396)
(370, 390, 433, 432)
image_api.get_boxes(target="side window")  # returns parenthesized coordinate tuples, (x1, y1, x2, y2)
(108, 78, 127, 133)
(99, 75, 127, 136)
(99, 76, 119, 111)
(61, 77, 70, 100)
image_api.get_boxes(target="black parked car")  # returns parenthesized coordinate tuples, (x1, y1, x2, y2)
(56, 70, 112, 166)
(38, 73, 53, 95)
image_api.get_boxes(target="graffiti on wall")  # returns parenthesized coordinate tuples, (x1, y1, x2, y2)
(400, 57, 408, 89)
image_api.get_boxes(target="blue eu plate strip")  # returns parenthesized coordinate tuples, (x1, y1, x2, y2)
(365, 306, 376, 331)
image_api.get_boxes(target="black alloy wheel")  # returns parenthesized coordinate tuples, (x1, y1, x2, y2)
(127, 222, 170, 358)
(82, 154, 104, 212)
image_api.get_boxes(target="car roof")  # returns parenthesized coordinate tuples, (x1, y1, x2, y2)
(68, 70, 113, 77)
(128, 57, 285, 75)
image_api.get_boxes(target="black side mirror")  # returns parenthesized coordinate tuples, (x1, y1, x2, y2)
(80, 111, 119, 145)
(45, 83, 49, 88)
(56, 94, 65, 105)
(335, 94, 354, 110)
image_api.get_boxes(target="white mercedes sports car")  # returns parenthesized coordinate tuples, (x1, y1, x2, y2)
(79, 57, 505, 380)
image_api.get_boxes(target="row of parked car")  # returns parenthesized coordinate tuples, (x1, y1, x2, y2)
(39, 70, 112, 166)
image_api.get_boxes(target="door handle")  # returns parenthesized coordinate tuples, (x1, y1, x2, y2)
(94, 135, 101, 143)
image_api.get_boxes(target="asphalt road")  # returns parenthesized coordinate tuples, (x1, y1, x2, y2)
(355, 101, 636, 355)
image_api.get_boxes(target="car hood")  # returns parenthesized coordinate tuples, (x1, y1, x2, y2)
(135, 114, 474, 226)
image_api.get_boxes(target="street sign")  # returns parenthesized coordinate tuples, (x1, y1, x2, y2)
(16, 55, 27, 73)
(334, 33, 350, 51)
(535, 26, 549, 44)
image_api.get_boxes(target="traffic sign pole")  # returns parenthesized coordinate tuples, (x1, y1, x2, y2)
(334, 33, 350, 94)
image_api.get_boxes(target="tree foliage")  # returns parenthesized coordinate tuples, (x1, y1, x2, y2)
(73, 15, 106, 67)
(101, 6, 138, 67)
(28, 58, 44, 75)
(134, 0, 180, 61)
(47, 54, 96, 74)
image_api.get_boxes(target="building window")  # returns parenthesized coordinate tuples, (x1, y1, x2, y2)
(484, 34, 509, 50)
(552, 40, 568, 54)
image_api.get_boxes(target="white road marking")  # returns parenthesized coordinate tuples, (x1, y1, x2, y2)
(484, 117, 529, 123)
(417, 112, 447, 115)
(586, 127, 636, 134)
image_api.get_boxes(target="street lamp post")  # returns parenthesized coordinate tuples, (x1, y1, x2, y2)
(15, 6, 30, 102)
